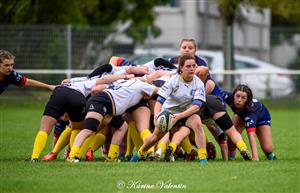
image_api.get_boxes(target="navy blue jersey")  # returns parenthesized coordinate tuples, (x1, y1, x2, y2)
(206, 79, 229, 102)
(0, 70, 27, 94)
(169, 55, 207, 67)
(224, 92, 271, 132)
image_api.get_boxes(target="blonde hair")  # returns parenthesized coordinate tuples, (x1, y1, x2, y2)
(0, 49, 15, 63)
(179, 38, 197, 50)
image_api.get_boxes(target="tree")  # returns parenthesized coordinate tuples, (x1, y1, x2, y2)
(217, 0, 300, 90)
(218, 0, 242, 90)
(0, 0, 168, 43)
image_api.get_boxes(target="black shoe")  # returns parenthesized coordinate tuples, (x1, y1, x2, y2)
(266, 152, 277, 160)
(174, 147, 185, 160)
(185, 149, 198, 161)
(240, 150, 252, 161)
(147, 152, 156, 161)
(164, 146, 173, 162)
(206, 142, 216, 160)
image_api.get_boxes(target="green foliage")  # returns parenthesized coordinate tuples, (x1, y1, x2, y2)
(218, 0, 242, 25)
(0, 0, 169, 43)
(0, 0, 87, 24)
(250, 0, 300, 25)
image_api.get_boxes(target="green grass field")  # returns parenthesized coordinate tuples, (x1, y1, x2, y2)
(0, 93, 299, 193)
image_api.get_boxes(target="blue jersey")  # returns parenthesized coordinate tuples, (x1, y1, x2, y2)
(0, 70, 27, 94)
(224, 92, 271, 132)
(205, 79, 229, 102)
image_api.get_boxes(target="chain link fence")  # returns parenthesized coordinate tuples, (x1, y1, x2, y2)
(0, 25, 299, 102)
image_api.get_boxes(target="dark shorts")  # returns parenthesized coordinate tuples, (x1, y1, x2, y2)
(43, 86, 86, 122)
(198, 95, 226, 119)
(172, 113, 201, 130)
(108, 115, 125, 129)
(126, 99, 150, 114)
(86, 92, 113, 116)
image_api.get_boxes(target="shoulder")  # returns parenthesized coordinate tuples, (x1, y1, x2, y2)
(169, 56, 179, 64)
(195, 55, 208, 66)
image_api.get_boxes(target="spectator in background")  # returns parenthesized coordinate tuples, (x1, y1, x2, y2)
(0, 49, 55, 94)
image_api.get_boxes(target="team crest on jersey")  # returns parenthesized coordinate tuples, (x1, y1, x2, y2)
(173, 85, 179, 93)
(190, 89, 196, 96)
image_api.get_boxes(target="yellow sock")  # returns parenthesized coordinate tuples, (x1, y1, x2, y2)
(156, 142, 167, 155)
(236, 140, 247, 151)
(197, 148, 207, 160)
(31, 131, 48, 159)
(138, 148, 147, 159)
(169, 142, 177, 155)
(69, 146, 80, 158)
(107, 144, 120, 161)
(78, 133, 95, 158)
(90, 132, 106, 152)
(180, 136, 193, 154)
(140, 129, 154, 154)
(70, 129, 80, 147)
(129, 122, 143, 150)
(52, 126, 71, 153)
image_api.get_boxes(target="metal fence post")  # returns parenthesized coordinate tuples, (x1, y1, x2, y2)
(67, 24, 72, 79)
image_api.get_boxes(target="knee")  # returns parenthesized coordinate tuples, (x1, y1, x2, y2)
(84, 118, 100, 132)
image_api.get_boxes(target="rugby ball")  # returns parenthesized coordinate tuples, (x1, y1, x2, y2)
(156, 109, 174, 132)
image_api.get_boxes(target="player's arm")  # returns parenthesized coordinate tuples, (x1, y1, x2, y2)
(172, 104, 200, 123)
(125, 66, 149, 75)
(24, 78, 55, 91)
(91, 84, 108, 95)
(246, 128, 259, 160)
(154, 96, 164, 123)
(205, 79, 215, 95)
(142, 70, 171, 83)
(96, 74, 134, 85)
(87, 63, 113, 78)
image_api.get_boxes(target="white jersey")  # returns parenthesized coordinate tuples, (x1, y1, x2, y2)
(111, 65, 127, 75)
(64, 76, 98, 97)
(158, 74, 205, 114)
(143, 61, 177, 74)
(105, 78, 156, 115)
(155, 69, 177, 82)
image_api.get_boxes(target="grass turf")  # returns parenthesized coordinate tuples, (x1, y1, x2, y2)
(0, 96, 299, 193)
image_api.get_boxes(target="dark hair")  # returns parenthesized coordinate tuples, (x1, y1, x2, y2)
(177, 54, 195, 74)
(180, 38, 197, 50)
(232, 84, 253, 111)
(0, 49, 15, 63)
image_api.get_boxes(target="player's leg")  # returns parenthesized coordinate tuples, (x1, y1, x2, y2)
(85, 128, 106, 161)
(165, 126, 190, 162)
(155, 132, 169, 160)
(106, 117, 128, 161)
(256, 125, 277, 160)
(132, 105, 156, 157)
(31, 115, 57, 161)
(68, 112, 103, 162)
(213, 112, 251, 160)
(228, 114, 245, 160)
(134, 127, 166, 161)
(185, 114, 207, 163)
